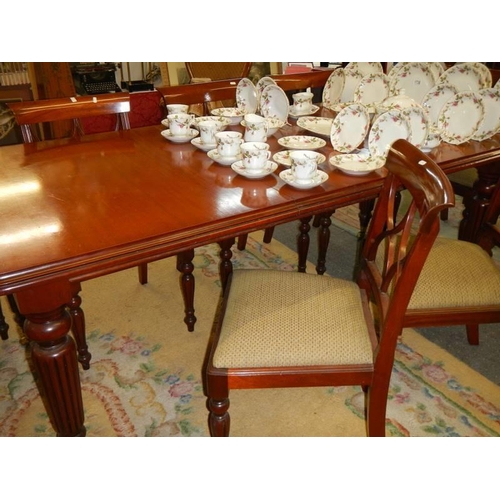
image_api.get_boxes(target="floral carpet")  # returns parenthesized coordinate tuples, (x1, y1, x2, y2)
(1, 231, 499, 437)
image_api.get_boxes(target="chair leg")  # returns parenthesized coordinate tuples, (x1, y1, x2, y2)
(440, 208, 449, 221)
(237, 234, 248, 251)
(466, 324, 479, 345)
(138, 263, 148, 285)
(0, 299, 9, 340)
(68, 284, 91, 370)
(208, 396, 231, 436)
(263, 226, 275, 244)
(6, 294, 28, 345)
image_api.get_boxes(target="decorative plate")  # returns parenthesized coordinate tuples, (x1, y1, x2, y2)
(387, 62, 409, 82)
(437, 63, 484, 93)
(427, 62, 446, 84)
(259, 84, 290, 122)
(273, 150, 326, 167)
(389, 62, 436, 104)
(368, 109, 411, 158)
(191, 137, 216, 151)
(207, 149, 243, 166)
(330, 103, 370, 153)
(161, 128, 199, 143)
(278, 135, 326, 150)
(402, 105, 429, 148)
(471, 88, 500, 141)
(256, 76, 277, 100)
(288, 104, 320, 118)
(236, 78, 258, 114)
(353, 73, 390, 110)
(279, 169, 329, 189)
(322, 67, 345, 109)
(231, 160, 278, 179)
(421, 84, 458, 131)
(210, 107, 246, 125)
(468, 62, 492, 89)
(438, 91, 485, 144)
(192, 115, 232, 130)
(329, 153, 385, 175)
(297, 116, 334, 137)
(495, 79, 500, 90)
(339, 69, 365, 104)
(344, 62, 384, 77)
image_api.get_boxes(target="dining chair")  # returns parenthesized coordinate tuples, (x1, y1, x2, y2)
(185, 62, 252, 83)
(6, 93, 138, 369)
(204, 139, 454, 437)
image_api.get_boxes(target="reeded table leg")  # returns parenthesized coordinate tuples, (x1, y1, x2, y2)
(25, 307, 86, 436)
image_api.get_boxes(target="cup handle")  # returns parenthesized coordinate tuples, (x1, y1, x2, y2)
(265, 151, 271, 161)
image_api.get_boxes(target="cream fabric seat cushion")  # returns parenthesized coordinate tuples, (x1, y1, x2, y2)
(213, 270, 374, 369)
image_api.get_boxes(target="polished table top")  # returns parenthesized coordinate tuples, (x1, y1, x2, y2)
(1, 112, 499, 295)
(1, 107, 500, 437)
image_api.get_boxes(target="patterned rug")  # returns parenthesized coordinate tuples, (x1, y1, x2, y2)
(1, 231, 499, 437)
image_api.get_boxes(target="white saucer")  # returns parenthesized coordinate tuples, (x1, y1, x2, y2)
(273, 150, 326, 167)
(279, 169, 328, 189)
(288, 104, 320, 118)
(191, 137, 216, 152)
(277, 135, 327, 150)
(207, 149, 243, 166)
(231, 160, 278, 179)
(161, 129, 199, 143)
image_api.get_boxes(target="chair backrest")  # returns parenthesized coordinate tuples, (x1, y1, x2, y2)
(358, 139, 454, 358)
(185, 62, 252, 82)
(156, 79, 241, 116)
(7, 93, 131, 143)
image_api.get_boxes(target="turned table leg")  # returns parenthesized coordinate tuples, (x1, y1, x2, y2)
(218, 238, 235, 292)
(316, 211, 334, 275)
(297, 216, 313, 273)
(177, 249, 196, 332)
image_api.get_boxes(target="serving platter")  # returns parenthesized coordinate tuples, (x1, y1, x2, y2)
(297, 116, 334, 137)
(344, 62, 384, 77)
(438, 91, 485, 144)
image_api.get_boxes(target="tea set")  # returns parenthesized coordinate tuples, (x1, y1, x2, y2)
(161, 86, 328, 188)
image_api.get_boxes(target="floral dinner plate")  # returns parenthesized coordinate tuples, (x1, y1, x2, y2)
(421, 84, 458, 131)
(330, 103, 370, 153)
(322, 67, 345, 110)
(438, 91, 485, 144)
(389, 62, 436, 104)
(471, 88, 500, 141)
(368, 109, 411, 158)
(236, 78, 258, 114)
(259, 84, 289, 122)
(437, 63, 484, 93)
(402, 105, 429, 148)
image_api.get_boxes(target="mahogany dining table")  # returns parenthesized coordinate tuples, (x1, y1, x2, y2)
(0, 106, 499, 436)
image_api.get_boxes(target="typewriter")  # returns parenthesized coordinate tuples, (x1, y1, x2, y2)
(71, 63, 122, 95)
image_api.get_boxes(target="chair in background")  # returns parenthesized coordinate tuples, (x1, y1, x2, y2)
(5, 93, 140, 368)
(185, 62, 252, 83)
(204, 139, 454, 437)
